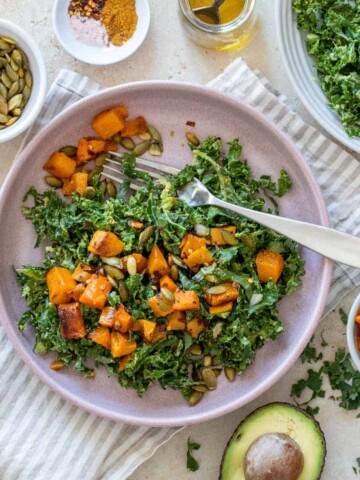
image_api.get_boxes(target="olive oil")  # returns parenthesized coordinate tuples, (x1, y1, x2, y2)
(189, 0, 246, 24)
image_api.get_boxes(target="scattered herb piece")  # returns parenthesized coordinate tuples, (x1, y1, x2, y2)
(187, 437, 201, 472)
(291, 368, 325, 405)
(339, 307, 348, 325)
(300, 336, 323, 364)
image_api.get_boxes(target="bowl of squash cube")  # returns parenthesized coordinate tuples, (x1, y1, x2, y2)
(347, 293, 360, 372)
(0, 80, 332, 426)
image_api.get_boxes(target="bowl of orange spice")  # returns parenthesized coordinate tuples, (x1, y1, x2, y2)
(347, 293, 360, 371)
(53, 0, 150, 65)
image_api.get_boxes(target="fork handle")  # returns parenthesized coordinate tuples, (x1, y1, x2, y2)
(212, 197, 360, 268)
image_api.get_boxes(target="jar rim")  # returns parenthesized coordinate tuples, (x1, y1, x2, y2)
(178, 0, 256, 33)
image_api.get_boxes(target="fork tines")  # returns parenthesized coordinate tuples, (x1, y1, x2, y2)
(102, 151, 180, 190)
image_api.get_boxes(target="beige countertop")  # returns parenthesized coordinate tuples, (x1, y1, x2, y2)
(1, 1, 359, 478)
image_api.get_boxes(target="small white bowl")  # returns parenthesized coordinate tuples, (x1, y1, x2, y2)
(53, 0, 150, 65)
(347, 293, 360, 371)
(0, 19, 47, 143)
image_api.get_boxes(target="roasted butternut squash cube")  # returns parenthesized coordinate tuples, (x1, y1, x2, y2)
(209, 301, 233, 315)
(136, 319, 157, 343)
(113, 304, 133, 333)
(99, 306, 115, 328)
(121, 116, 147, 137)
(205, 283, 239, 306)
(76, 138, 93, 166)
(91, 108, 126, 140)
(88, 326, 111, 349)
(79, 274, 112, 310)
(148, 295, 174, 318)
(58, 302, 86, 339)
(181, 234, 208, 258)
(43, 152, 76, 179)
(46, 266, 77, 305)
(160, 275, 178, 293)
(111, 331, 137, 358)
(147, 244, 170, 278)
(88, 230, 125, 257)
(256, 249, 285, 283)
(210, 226, 237, 246)
(72, 262, 93, 283)
(151, 325, 167, 343)
(68, 283, 86, 301)
(167, 311, 186, 331)
(187, 314, 205, 338)
(119, 354, 132, 372)
(184, 246, 214, 271)
(62, 173, 89, 196)
(173, 290, 200, 311)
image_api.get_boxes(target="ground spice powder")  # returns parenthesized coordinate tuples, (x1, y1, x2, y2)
(101, 0, 138, 46)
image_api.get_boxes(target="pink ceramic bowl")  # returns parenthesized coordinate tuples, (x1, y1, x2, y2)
(0, 81, 332, 426)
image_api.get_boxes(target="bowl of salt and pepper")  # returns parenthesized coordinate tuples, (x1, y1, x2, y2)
(53, 0, 150, 65)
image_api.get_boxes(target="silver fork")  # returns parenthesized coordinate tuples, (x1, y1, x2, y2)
(103, 151, 360, 268)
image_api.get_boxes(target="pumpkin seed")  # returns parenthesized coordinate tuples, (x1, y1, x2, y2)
(18, 77, 25, 91)
(99, 180, 107, 195)
(24, 70, 32, 88)
(0, 39, 11, 49)
(0, 97, 8, 115)
(120, 136, 135, 151)
(221, 230, 238, 245)
(10, 57, 19, 72)
(138, 130, 152, 141)
(160, 287, 174, 303)
(225, 367, 236, 382)
(95, 152, 108, 166)
(188, 391, 203, 407)
(44, 176, 63, 188)
(133, 140, 150, 156)
(192, 385, 208, 393)
(112, 133, 122, 143)
(88, 166, 103, 185)
(118, 282, 129, 302)
(19, 48, 29, 67)
(206, 285, 227, 295)
(5, 116, 18, 126)
(104, 265, 124, 280)
(101, 256, 122, 267)
(194, 224, 210, 237)
(8, 93, 22, 111)
(1, 72, 11, 89)
(190, 344, 202, 355)
(241, 234, 254, 248)
(149, 143, 162, 156)
(59, 145, 77, 156)
(50, 359, 65, 371)
(106, 180, 117, 198)
(107, 275, 118, 289)
(13, 107, 22, 118)
(170, 264, 179, 281)
(203, 355, 213, 367)
(5, 63, 18, 82)
(138, 225, 155, 245)
(148, 125, 163, 150)
(22, 85, 31, 102)
(212, 322, 223, 339)
(158, 302, 170, 312)
(1, 36, 16, 44)
(0, 113, 9, 124)
(127, 255, 137, 276)
(18, 67, 24, 79)
(0, 82, 7, 99)
(82, 186, 96, 199)
(8, 80, 19, 98)
(11, 49, 23, 66)
(213, 368, 222, 377)
(186, 132, 200, 146)
(204, 274, 219, 284)
(170, 254, 183, 267)
(201, 368, 217, 390)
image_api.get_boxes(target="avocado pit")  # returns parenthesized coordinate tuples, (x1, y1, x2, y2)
(244, 433, 304, 480)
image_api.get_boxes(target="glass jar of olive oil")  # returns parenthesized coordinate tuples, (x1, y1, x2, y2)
(178, 0, 257, 50)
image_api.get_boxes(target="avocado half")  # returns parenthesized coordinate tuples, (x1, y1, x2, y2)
(219, 402, 326, 480)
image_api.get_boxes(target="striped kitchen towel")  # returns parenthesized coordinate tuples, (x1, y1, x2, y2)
(1, 59, 360, 480)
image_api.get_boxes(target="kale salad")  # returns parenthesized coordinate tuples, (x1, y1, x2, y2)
(293, 0, 360, 137)
(17, 135, 305, 405)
